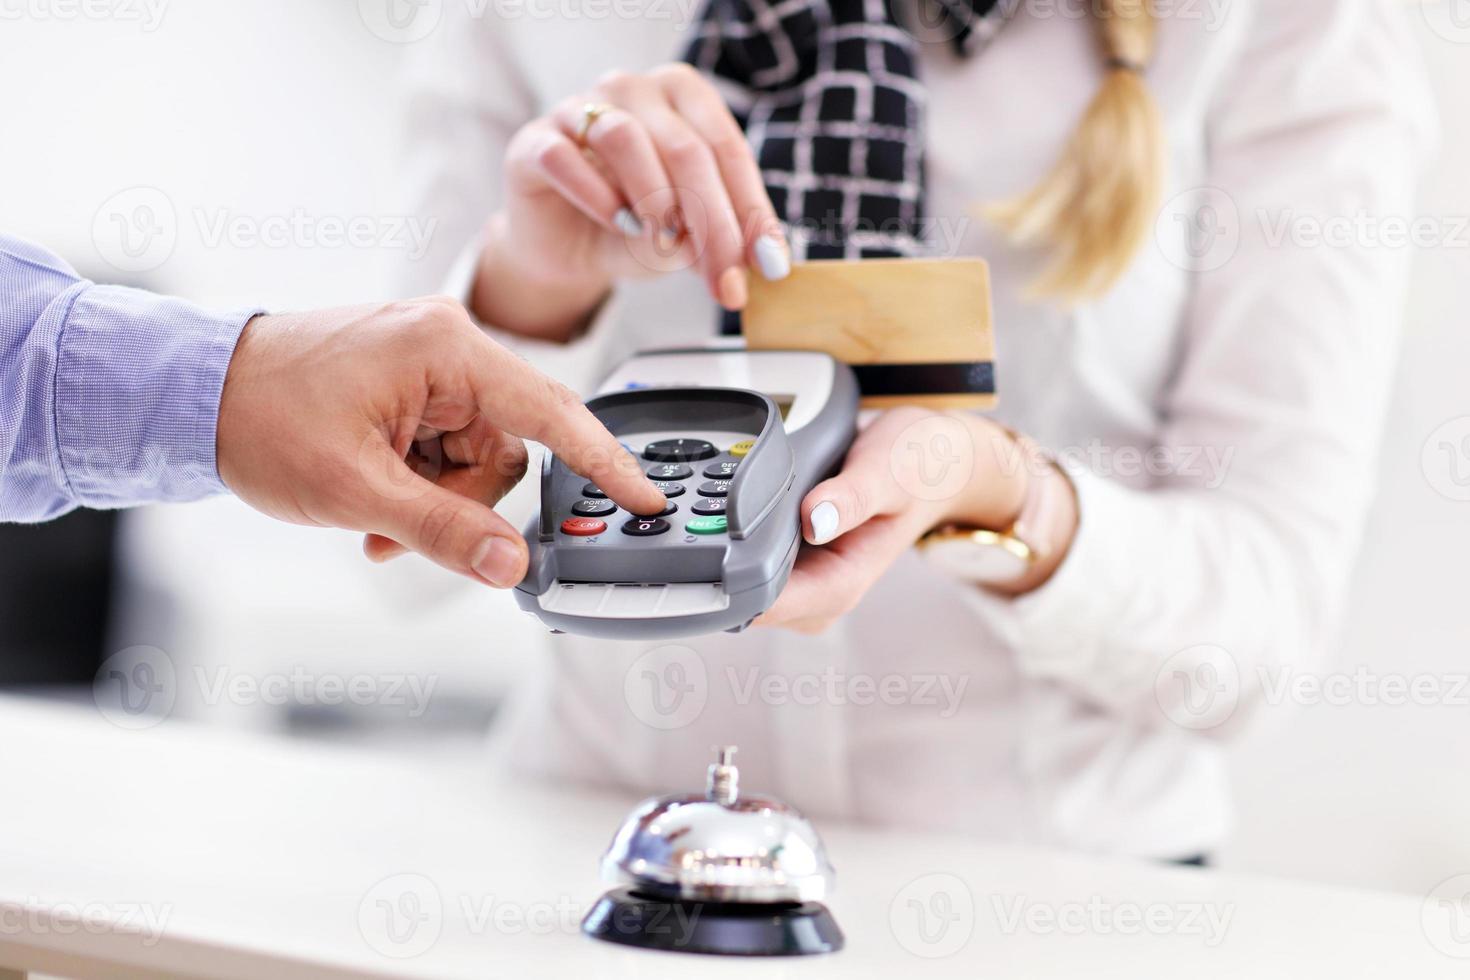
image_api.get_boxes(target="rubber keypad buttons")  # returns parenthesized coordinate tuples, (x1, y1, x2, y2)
(571, 498, 616, 517)
(561, 518, 607, 536)
(686, 516, 728, 535)
(703, 460, 739, 479)
(622, 517, 671, 536)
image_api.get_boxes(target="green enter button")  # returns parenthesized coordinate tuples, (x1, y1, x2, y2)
(686, 515, 728, 535)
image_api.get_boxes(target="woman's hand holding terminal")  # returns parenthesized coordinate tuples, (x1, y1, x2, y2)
(759, 409, 1080, 635)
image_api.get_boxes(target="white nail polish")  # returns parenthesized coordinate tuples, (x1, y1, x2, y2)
(810, 501, 839, 544)
(754, 234, 790, 281)
(614, 208, 644, 238)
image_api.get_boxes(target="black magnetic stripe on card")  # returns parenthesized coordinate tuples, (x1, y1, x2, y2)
(851, 361, 996, 397)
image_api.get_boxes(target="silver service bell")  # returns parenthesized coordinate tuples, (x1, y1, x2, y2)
(581, 746, 845, 956)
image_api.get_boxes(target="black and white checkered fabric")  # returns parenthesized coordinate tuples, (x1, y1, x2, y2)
(686, 0, 1013, 261)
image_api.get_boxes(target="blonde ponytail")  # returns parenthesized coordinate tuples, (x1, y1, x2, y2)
(985, 0, 1165, 302)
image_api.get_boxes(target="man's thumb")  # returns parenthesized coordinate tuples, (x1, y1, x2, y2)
(368, 465, 529, 587)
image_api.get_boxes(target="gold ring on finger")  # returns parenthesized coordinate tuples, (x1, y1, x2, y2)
(576, 102, 612, 147)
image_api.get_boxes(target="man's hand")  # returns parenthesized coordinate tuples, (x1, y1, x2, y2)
(216, 296, 665, 587)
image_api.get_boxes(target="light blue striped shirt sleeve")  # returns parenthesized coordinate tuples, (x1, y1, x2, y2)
(0, 234, 264, 522)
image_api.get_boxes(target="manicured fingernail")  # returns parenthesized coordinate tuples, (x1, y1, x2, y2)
(614, 208, 644, 238)
(809, 501, 839, 544)
(717, 267, 748, 310)
(472, 537, 523, 587)
(754, 234, 790, 281)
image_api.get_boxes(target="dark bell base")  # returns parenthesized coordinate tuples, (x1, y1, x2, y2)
(582, 887, 844, 956)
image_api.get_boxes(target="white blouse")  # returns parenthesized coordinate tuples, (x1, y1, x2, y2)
(395, 0, 1434, 857)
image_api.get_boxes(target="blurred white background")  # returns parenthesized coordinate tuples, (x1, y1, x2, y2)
(0, 0, 1466, 895)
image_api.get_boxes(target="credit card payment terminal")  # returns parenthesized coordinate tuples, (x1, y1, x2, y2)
(514, 349, 859, 639)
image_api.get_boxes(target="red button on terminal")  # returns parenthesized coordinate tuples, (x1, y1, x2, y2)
(560, 517, 607, 536)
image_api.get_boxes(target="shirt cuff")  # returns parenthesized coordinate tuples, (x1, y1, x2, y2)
(1006, 466, 1140, 679)
(55, 283, 264, 509)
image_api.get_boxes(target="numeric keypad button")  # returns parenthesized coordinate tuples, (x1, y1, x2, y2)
(560, 518, 607, 536)
(621, 517, 671, 536)
(571, 498, 616, 517)
(647, 463, 694, 481)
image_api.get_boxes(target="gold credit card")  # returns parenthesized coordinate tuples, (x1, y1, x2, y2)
(743, 257, 996, 409)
